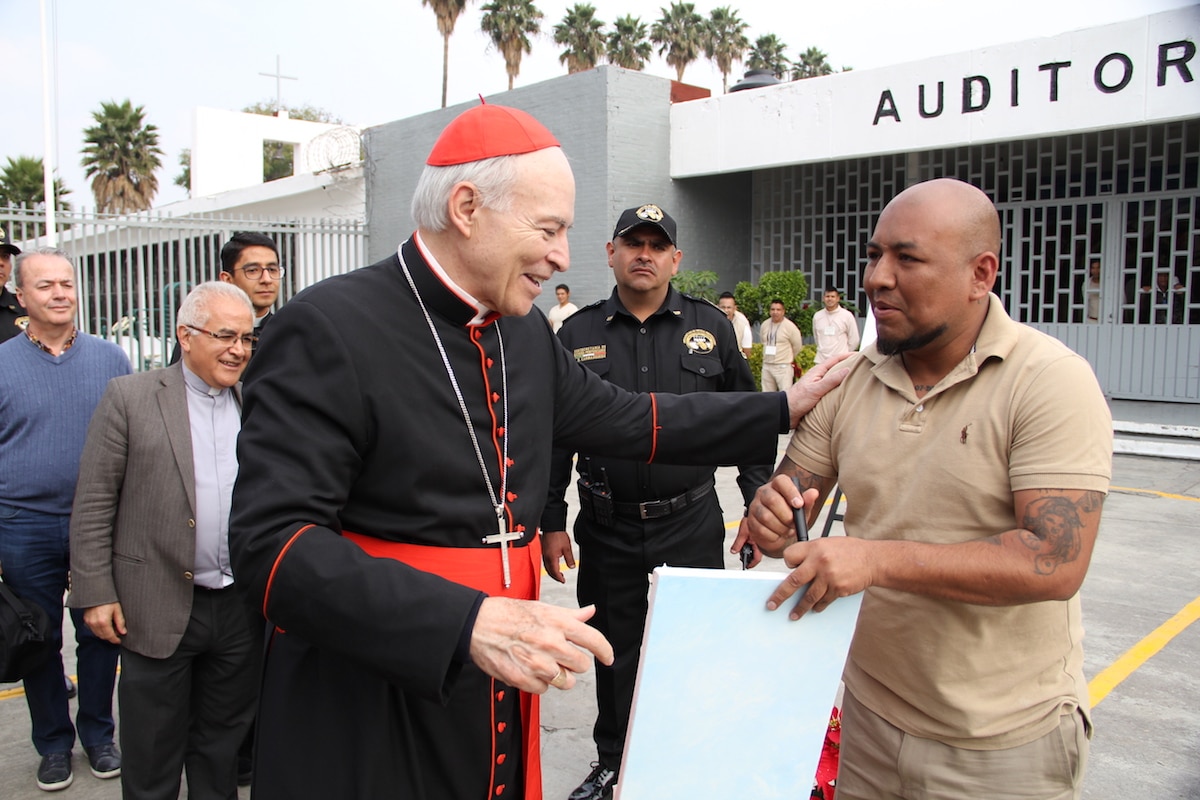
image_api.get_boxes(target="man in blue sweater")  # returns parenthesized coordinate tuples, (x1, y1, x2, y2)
(0, 247, 131, 792)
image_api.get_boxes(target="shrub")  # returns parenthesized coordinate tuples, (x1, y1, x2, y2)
(733, 271, 810, 331)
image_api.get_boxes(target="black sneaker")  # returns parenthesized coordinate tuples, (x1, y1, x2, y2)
(568, 762, 618, 800)
(36, 752, 73, 792)
(84, 742, 121, 779)
(64, 676, 77, 700)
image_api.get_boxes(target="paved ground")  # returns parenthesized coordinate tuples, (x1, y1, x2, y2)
(3, 446, 1198, 798)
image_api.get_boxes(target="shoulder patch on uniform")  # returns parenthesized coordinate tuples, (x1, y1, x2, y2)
(682, 329, 716, 353)
(573, 344, 607, 362)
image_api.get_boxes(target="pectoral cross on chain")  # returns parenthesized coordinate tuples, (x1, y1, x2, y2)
(482, 506, 522, 588)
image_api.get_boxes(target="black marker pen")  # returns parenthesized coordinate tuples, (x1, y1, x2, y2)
(791, 476, 809, 542)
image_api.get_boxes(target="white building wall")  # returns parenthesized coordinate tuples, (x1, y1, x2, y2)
(672, 8, 1200, 177)
(190, 107, 352, 196)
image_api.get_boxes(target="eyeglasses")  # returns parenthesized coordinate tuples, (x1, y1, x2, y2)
(234, 265, 285, 280)
(187, 325, 258, 348)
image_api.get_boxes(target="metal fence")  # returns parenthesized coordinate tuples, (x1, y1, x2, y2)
(1, 207, 366, 370)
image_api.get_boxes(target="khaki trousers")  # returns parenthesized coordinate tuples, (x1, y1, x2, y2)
(836, 689, 1089, 800)
(760, 362, 794, 392)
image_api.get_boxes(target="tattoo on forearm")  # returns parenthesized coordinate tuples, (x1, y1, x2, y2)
(1018, 492, 1101, 575)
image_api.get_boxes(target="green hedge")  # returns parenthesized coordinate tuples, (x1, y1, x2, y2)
(747, 342, 816, 391)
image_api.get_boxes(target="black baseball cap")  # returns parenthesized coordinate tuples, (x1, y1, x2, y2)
(612, 204, 677, 247)
(0, 228, 20, 257)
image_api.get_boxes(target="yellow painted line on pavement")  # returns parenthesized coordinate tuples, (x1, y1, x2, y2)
(0, 673, 77, 702)
(1109, 485, 1200, 502)
(1089, 594, 1200, 708)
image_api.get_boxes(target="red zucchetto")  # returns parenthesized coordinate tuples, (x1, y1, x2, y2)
(426, 103, 560, 166)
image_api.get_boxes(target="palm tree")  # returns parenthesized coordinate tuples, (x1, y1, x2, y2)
(0, 156, 72, 211)
(650, 2, 704, 83)
(791, 46, 834, 80)
(606, 15, 652, 70)
(80, 99, 163, 214)
(747, 34, 790, 79)
(173, 150, 191, 197)
(554, 3, 606, 74)
(422, 0, 472, 108)
(703, 6, 749, 93)
(480, 0, 544, 91)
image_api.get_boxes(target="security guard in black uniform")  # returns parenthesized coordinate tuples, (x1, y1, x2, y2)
(541, 204, 771, 800)
(0, 228, 26, 343)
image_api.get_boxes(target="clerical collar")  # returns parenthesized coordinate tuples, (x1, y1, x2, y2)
(409, 233, 495, 327)
(181, 362, 229, 398)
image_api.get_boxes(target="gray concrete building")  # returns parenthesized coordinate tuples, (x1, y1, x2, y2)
(364, 7, 1200, 409)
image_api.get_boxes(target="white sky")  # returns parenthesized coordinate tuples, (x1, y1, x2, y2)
(2, 0, 1193, 207)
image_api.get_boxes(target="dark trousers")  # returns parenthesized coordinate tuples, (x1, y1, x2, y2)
(0, 505, 119, 755)
(118, 585, 257, 800)
(575, 493, 726, 770)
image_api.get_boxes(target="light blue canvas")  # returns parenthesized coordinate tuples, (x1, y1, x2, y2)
(617, 566, 863, 800)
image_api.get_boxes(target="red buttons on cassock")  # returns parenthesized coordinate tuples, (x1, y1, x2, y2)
(507, 492, 517, 502)
(487, 358, 494, 368)
(492, 392, 500, 403)
(497, 722, 506, 733)
(497, 753, 507, 765)
(495, 785, 505, 796)
(496, 690, 505, 702)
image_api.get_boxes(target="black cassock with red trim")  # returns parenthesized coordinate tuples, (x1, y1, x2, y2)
(229, 236, 787, 800)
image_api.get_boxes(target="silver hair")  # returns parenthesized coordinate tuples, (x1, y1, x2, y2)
(410, 155, 521, 232)
(177, 281, 254, 330)
(13, 247, 73, 289)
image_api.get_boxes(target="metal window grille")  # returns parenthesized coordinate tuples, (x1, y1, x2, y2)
(751, 121, 1198, 331)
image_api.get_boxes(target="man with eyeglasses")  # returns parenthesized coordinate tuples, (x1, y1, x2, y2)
(217, 232, 282, 336)
(69, 282, 260, 800)
(170, 232, 282, 367)
(0, 247, 130, 791)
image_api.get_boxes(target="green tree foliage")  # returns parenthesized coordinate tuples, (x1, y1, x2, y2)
(791, 46, 835, 80)
(481, 0, 544, 91)
(554, 3, 606, 74)
(650, 2, 704, 82)
(80, 99, 164, 213)
(703, 6, 749, 94)
(746, 34, 790, 79)
(669, 269, 719, 303)
(733, 269, 809, 330)
(0, 156, 72, 212)
(242, 100, 342, 123)
(173, 149, 191, 196)
(606, 14, 652, 70)
(422, 0, 472, 108)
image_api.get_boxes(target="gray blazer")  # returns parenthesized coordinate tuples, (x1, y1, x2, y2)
(68, 362, 241, 659)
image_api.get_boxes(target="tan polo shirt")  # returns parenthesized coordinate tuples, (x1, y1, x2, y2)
(759, 317, 805, 365)
(787, 294, 1112, 749)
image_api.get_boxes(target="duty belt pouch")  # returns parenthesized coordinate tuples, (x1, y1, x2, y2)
(577, 478, 615, 527)
(0, 577, 53, 683)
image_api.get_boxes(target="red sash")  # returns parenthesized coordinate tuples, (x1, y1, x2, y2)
(342, 531, 544, 800)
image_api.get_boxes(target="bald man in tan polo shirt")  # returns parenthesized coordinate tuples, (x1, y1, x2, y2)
(746, 178, 1111, 800)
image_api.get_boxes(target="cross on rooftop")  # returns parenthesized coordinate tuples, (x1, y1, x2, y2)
(258, 55, 298, 113)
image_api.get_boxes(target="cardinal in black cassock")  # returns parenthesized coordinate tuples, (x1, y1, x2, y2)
(229, 104, 801, 800)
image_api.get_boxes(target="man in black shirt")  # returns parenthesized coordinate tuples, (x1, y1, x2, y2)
(0, 228, 24, 342)
(542, 204, 771, 800)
